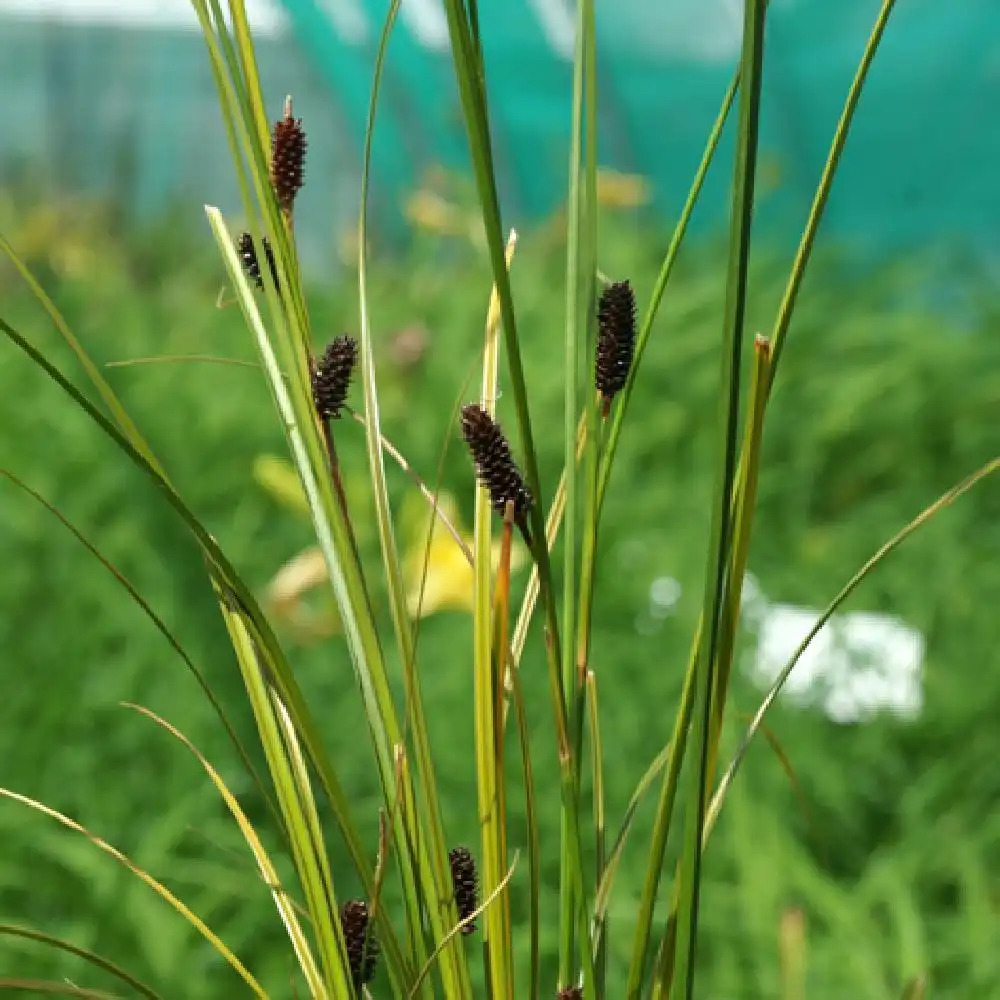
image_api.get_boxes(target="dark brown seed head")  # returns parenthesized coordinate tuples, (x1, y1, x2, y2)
(448, 845, 479, 934)
(271, 111, 307, 209)
(339, 899, 379, 990)
(595, 279, 636, 406)
(460, 404, 532, 521)
(236, 232, 279, 292)
(556, 988, 583, 1000)
(312, 335, 357, 420)
(237, 232, 263, 289)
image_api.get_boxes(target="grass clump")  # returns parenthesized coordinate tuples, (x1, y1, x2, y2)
(1, 1, 998, 998)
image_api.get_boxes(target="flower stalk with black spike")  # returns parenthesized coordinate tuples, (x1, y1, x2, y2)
(448, 846, 479, 935)
(313, 335, 358, 422)
(271, 95, 307, 217)
(312, 335, 360, 561)
(339, 899, 380, 992)
(595, 279, 637, 417)
(236, 232, 279, 293)
(460, 403, 533, 546)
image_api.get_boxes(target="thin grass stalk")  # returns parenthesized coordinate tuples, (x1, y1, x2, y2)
(596, 71, 738, 510)
(594, 741, 668, 927)
(554, 753, 599, 1000)
(0, 315, 410, 986)
(507, 665, 541, 1000)
(199, 220, 427, 982)
(699, 0, 899, 591)
(193, 2, 300, 361)
(586, 670, 608, 1000)
(0, 979, 120, 999)
(510, 416, 586, 669)
(669, 3, 767, 997)
(493, 508, 517, 991)
(355, 5, 469, 993)
(687, 0, 901, 826)
(0, 789, 268, 998)
(473, 230, 516, 1000)
(357, 0, 412, 702)
(623, 629, 699, 999)
(705, 457, 1000, 841)
(625, 7, 900, 989)
(706, 335, 771, 770)
(619, 341, 772, 992)
(271, 693, 351, 987)
(557, 0, 596, 980)
(0, 470, 278, 826)
(765, 0, 899, 388)
(0, 237, 165, 478)
(0, 926, 162, 1000)
(128, 704, 329, 997)
(439, 0, 565, 697)
(217, 593, 341, 995)
(204, 0, 257, 145)
(435, 35, 577, 950)
(391, 745, 430, 987)
(508, 71, 737, 680)
(206, 0, 313, 352)
(222, 0, 271, 153)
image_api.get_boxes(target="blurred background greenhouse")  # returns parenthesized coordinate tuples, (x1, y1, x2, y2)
(1, 0, 998, 997)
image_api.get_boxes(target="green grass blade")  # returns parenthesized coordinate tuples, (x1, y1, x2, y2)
(669, 3, 767, 997)
(0, 469, 280, 832)
(473, 232, 516, 1000)
(357, 0, 411, 672)
(508, 667, 541, 1000)
(0, 313, 409, 988)
(558, 0, 598, 983)
(439, 0, 564, 689)
(705, 457, 999, 840)
(623, 632, 698, 998)
(596, 70, 738, 509)
(356, 7, 468, 993)
(221, 0, 271, 154)
(125, 704, 328, 997)
(586, 670, 607, 999)
(509, 73, 737, 690)
(197, 4, 440, 977)
(707, 335, 772, 764)
(0, 981, 120, 999)
(766, 0, 899, 386)
(0, 235, 166, 479)
(205, 207, 421, 929)
(216, 589, 347, 996)
(0, 925, 163, 1000)
(0, 789, 267, 997)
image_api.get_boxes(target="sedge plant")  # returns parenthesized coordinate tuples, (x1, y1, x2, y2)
(1, 0, 997, 998)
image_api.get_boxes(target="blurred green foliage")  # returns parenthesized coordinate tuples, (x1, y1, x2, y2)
(1, 194, 998, 998)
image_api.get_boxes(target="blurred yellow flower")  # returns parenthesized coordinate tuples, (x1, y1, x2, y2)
(254, 451, 527, 638)
(402, 491, 527, 617)
(596, 168, 652, 209)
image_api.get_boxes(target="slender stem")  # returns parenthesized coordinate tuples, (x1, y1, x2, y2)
(597, 72, 739, 512)
(670, 3, 767, 998)
(706, 335, 771, 770)
(558, 0, 592, 979)
(766, 0, 900, 389)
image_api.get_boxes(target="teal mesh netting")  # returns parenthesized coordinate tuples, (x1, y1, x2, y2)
(1, 1, 997, 270)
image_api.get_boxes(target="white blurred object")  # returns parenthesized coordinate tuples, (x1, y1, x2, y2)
(741, 574, 925, 724)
